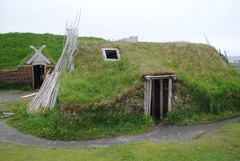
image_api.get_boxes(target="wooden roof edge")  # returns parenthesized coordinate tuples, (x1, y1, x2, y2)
(141, 73, 177, 80)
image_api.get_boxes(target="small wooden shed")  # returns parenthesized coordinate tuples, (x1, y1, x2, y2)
(25, 45, 54, 89)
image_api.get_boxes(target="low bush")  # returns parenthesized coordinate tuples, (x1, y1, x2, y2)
(164, 108, 200, 125)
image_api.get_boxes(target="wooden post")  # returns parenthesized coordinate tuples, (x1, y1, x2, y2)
(224, 50, 228, 60)
(144, 79, 152, 116)
(32, 66, 34, 89)
(151, 80, 155, 117)
(44, 65, 47, 78)
(148, 80, 152, 116)
(168, 78, 172, 112)
(160, 79, 163, 121)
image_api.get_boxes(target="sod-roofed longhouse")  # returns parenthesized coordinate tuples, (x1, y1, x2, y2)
(1, 33, 239, 121)
(59, 39, 240, 121)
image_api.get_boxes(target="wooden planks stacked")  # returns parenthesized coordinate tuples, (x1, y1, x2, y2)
(28, 25, 79, 114)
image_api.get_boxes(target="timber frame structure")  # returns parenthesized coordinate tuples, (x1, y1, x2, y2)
(144, 75, 176, 121)
(26, 45, 54, 89)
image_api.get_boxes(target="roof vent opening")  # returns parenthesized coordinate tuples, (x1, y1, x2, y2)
(102, 48, 120, 61)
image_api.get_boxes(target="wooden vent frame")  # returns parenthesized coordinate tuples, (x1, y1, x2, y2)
(102, 48, 121, 61)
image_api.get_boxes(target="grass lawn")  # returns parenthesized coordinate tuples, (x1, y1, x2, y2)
(0, 101, 21, 121)
(0, 101, 21, 111)
(0, 120, 240, 161)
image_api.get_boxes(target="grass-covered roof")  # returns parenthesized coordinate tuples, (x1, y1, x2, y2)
(59, 38, 240, 114)
(1, 33, 239, 114)
(0, 33, 64, 70)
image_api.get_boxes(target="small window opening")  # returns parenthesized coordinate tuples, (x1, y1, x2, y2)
(106, 50, 118, 59)
(102, 48, 120, 61)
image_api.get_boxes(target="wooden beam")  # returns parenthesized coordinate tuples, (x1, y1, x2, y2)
(145, 75, 176, 80)
(148, 80, 152, 116)
(160, 79, 163, 121)
(21, 93, 38, 99)
(151, 80, 155, 117)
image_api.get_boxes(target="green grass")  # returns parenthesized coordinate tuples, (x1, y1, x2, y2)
(1, 33, 240, 116)
(0, 33, 64, 70)
(0, 101, 21, 111)
(0, 33, 106, 70)
(60, 41, 240, 116)
(60, 58, 140, 105)
(1, 120, 240, 161)
(1, 33, 240, 128)
(0, 81, 32, 92)
(0, 101, 21, 121)
(7, 102, 154, 140)
(165, 108, 240, 125)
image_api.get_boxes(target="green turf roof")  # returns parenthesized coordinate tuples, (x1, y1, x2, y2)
(0, 33, 64, 70)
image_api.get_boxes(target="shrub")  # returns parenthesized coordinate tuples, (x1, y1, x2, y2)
(164, 108, 201, 125)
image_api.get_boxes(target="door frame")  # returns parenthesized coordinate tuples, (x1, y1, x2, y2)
(144, 75, 176, 121)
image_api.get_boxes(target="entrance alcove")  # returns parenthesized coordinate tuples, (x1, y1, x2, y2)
(26, 45, 53, 89)
(33, 65, 45, 89)
(144, 75, 176, 121)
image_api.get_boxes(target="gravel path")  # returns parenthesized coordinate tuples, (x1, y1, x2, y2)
(0, 92, 239, 148)
(0, 91, 36, 102)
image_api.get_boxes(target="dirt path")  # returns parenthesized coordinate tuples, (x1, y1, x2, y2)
(1, 92, 240, 148)
(1, 117, 239, 148)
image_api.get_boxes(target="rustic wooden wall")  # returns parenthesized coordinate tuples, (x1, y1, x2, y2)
(0, 65, 32, 85)
(0, 65, 55, 88)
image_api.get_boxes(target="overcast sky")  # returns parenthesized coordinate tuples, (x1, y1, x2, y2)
(1, 0, 239, 55)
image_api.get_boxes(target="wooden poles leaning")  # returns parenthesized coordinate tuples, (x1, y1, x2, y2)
(28, 24, 79, 114)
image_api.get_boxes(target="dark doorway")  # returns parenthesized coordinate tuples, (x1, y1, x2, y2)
(33, 65, 45, 89)
(151, 79, 169, 121)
